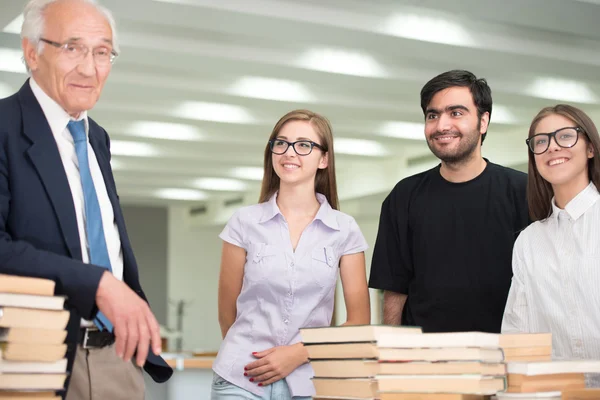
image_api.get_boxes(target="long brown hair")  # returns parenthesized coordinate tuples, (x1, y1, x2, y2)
(258, 109, 339, 210)
(527, 104, 600, 221)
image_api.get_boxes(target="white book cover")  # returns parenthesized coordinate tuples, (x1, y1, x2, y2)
(507, 360, 600, 375)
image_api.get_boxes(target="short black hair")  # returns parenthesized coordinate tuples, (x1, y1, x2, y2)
(420, 70, 493, 144)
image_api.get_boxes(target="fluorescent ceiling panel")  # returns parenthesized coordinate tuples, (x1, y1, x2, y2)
(155, 188, 207, 201)
(297, 48, 387, 78)
(230, 166, 264, 181)
(334, 138, 389, 156)
(229, 76, 314, 102)
(379, 121, 425, 140)
(110, 140, 158, 157)
(382, 14, 475, 46)
(109, 158, 123, 170)
(172, 101, 255, 124)
(194, 177, 247, 191)
(492, 105, 518, 125)
(526, 77, 598, 104)
(3, 14, 23, 34)
(0, 48, 26, 74)
(127, 121, 204, 141)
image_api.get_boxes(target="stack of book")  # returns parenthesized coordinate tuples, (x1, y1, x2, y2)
(493, 360, 600, 400)
(0, 274, 69, 399)
(302, 326, 517, 400)
(499, 333, 552, 362)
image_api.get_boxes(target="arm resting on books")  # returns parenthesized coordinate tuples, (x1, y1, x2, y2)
(339, 252, 370, 325)
(217, 241, 245, 338)
(383, 291, 407, 325)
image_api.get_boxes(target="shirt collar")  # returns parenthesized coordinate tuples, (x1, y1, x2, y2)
(550, 181, 600, 221)
(259, 192, 339, 230)
(29, 78, 88, 139)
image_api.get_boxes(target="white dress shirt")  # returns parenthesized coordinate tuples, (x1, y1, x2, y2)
(502, 181, 600, 386)
(29, 79, 124, 326)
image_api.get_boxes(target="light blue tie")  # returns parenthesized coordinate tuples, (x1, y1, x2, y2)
(67, 120, 113, 332)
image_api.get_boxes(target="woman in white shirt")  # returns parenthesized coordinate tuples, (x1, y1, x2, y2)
(502, 104, 600, 382)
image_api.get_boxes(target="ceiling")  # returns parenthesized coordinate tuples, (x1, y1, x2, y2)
(2, 0, 600, 212)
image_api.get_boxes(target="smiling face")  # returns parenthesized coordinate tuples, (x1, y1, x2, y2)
(533, 113, 594, 189)
(23, 0, 113, 117)
(271, 120, 328, 187)
(424, 86, 489, 164)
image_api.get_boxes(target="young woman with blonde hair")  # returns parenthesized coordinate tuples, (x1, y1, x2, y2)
(211, 109, 371, 399)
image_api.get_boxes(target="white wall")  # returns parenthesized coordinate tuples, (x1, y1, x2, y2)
(167, 206, 224, 352)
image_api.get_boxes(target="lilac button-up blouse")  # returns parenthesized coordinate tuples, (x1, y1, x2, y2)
(212, 192, 368, 397)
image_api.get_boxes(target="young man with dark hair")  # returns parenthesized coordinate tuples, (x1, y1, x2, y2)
(368, 70, 529, 333)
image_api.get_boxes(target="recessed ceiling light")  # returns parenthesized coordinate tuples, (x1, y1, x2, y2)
(194, 177, 247, 191)
(230, 166, 264, 181)
(379, 121, 425, 140)
(2, 14, 23, 35)
(0, 48, 26, 74)
(229, 76, 314, 102)
(155, 188, 207, 201)
(381, 14, 475, 46)
(297, 48, 387, 78)
(334, 138, 389, 156)
(127, 121, 204, 141)
(172, 101, 256, 124)
(110, 140, 158, 157)
(526, 77, 598, 104)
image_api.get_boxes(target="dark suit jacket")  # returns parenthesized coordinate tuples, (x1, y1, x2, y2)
(0, 80, 173, 392)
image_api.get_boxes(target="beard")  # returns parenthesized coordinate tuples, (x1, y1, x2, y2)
(427, 121, 482, 165)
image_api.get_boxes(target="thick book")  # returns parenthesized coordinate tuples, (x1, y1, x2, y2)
(377, 332, 501, 349)
(0, 373, 66, 390)
(506, 373, 585, 393)
(506, 360, 600, 375)
(0, 392, 60, 400)
(499, 333, 552, 348)
(311, 359, 506, 378)
(0, 275, 54, 297)
(0, 358, 67, 374)
(380, 395, 490, 400)
(0, 328, 66, 346)
(376, 375, 506, 395)
(0, 308, 69, 331)
(300, 325, 422, 344)
(1, 343, 67, 362)
(0, 294, 65, 312)
(312, 378, 376, 399)
(306, 343, 504, 362)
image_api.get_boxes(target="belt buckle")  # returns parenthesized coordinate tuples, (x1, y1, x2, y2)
(82, 327, 99, 349)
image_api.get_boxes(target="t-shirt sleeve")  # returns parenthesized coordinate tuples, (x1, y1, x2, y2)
(340, 217, 368, 256)
(368, 189, 413, 294)
(218, 209, 246, 250)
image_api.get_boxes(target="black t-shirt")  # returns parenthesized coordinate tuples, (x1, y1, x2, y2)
(368, 160, 529, 333)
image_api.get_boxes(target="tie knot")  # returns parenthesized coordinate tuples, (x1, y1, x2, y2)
(67, 120, 87, 143)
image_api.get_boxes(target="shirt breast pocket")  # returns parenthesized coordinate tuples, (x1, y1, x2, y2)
(311, 246, 338, 288)
(245, 243, 280, 281)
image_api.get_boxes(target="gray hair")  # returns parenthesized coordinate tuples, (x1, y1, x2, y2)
(21, 0, 120, 71)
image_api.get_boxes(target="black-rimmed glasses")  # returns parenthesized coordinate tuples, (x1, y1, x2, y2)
(269, 139, 325, 156)
(526, 127, 583, 155)
(39, 38, 118, 65)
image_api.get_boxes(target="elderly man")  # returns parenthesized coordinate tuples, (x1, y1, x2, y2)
(0, 0, 172, 398)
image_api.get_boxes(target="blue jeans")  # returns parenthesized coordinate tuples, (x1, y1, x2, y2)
(210, 373, 312, 400)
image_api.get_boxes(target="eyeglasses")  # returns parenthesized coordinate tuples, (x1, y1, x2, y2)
(526, 127, 583, 155)
(269, 139, 325, 156)
(39, 38, 118, 65)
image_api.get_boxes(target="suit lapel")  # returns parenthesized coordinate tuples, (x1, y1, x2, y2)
(19, 81, 82, 260)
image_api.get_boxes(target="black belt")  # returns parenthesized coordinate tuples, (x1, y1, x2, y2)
(79, 327, 115, 349)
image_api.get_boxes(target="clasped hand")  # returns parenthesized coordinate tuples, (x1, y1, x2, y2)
(243, 343, 308, 386)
